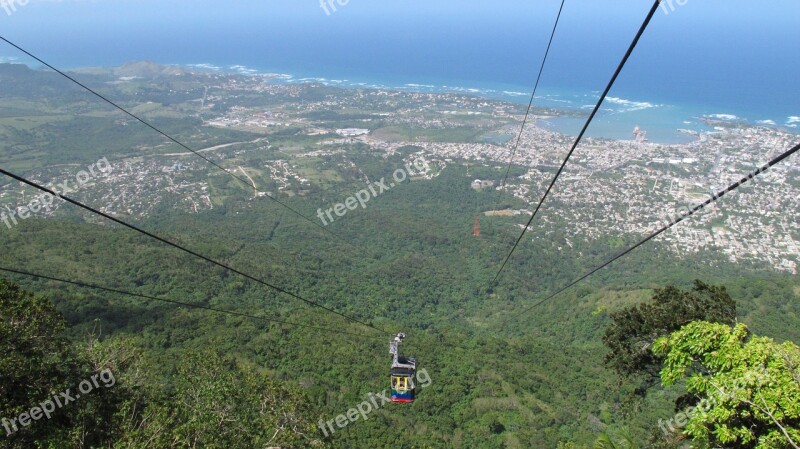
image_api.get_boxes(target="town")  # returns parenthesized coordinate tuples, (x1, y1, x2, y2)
(1, 66, 797, 273)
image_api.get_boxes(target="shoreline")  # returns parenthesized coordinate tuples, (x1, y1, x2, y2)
(5, 58, 799, 145)
(178, 62, 800, 145)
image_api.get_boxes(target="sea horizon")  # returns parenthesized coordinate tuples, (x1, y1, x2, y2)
(1, 0, 797, 145)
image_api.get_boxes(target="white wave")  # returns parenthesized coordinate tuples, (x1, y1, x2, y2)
(756, 119, 776, 126)
(187, 63, 223, 71)
(787, 116, 800, 124)
(605, 96, 659, 112)
(263, 73, 293, 80)
(706, 113, 739, 121)
(405, 83, 435, 88)
(501, 91, 528, 97)
(297, 77, 328, 83)
(229, 65, 259, 75)
(442, 86, 493, 95)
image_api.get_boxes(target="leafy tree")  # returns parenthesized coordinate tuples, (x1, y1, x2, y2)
(556, 429, 640, 449)
(603, 281, 737, 393)
(653, 321, 800, 449)
(115, 349, 323, 449)
(594, 430, 639, 449)
(0, 279, 133, 448)
(1, 279, 330, 448)
(0, 279, 83, 447)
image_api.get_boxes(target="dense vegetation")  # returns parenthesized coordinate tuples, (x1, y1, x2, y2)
(3, 277, 797, 448)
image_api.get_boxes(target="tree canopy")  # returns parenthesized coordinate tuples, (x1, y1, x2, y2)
(654, 321, 800, 449)
(602, 281, 737, 393)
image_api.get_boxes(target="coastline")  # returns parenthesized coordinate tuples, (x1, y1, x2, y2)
(179, 61, 800, 145)
(6, 56, 799, 145)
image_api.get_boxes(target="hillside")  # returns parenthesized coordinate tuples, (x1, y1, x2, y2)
(0, 62, 798, 448)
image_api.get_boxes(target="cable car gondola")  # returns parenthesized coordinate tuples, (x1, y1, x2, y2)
(389, 332, 416, 403)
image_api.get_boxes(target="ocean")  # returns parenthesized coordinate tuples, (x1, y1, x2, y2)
(1, 0, 798, 144)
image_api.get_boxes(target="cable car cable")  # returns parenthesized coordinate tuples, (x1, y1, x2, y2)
(0, 266, 374, 338)
(0, 166, 393, 336)
(493, 0, 662, 283)
(502, 140, 800, 324)
(500, 0, 566, 189)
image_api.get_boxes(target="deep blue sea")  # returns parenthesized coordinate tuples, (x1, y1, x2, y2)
(1, 0, 798, 143)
